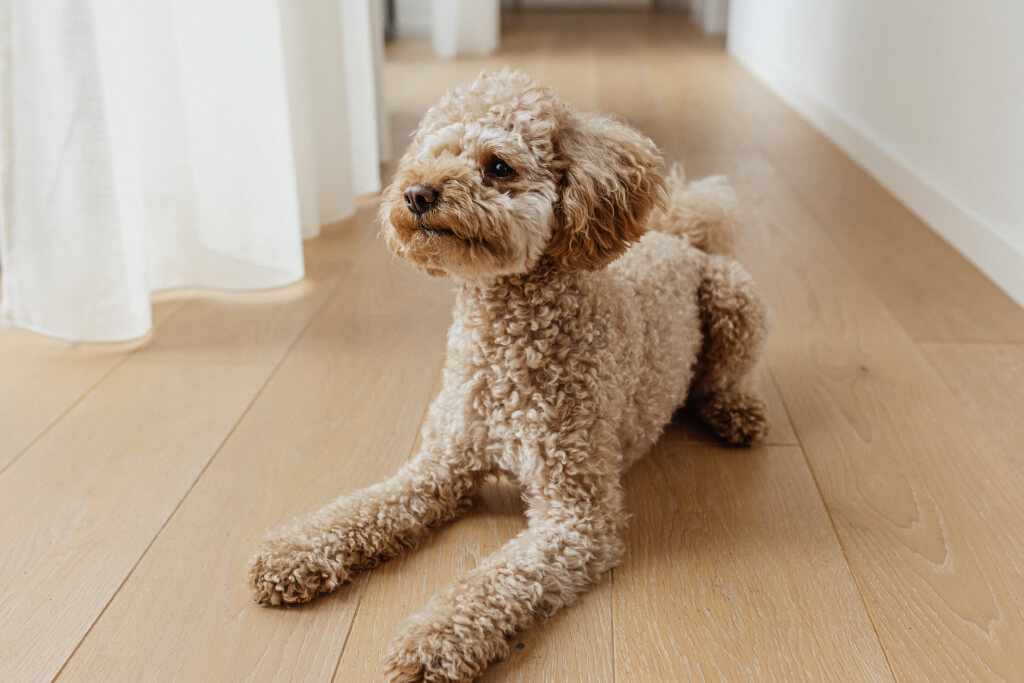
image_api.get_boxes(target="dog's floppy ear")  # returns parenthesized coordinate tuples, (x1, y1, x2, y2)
(548, 111, 666, 271)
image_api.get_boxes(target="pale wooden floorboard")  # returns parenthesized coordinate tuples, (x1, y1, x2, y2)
(640, 35, 1024, 671)
(0, 301, 182, 472)
(0, 350, 123, 471)
(0, 214, 363, 474)
(636, 47, 1024, 676)
(922, 342, 1024, 481)
(0, 359, 270, 682)
(615, 436, 894, 682)
(729, 157, 1024, 680)
(628, 24, 1024, 343)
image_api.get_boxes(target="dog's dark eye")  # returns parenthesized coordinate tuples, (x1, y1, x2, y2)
(484, 156, 516, 179)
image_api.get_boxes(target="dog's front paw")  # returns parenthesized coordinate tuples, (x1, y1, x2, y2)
(383, 615, 504, 683)
(248, 541, 346, 606)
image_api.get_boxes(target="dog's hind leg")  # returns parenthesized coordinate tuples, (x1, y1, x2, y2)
(690, 254, 771, 446)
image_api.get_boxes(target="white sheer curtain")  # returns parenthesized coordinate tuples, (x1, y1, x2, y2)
(0, 0, 388, 342)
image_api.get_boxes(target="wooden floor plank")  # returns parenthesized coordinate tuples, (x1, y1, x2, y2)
(727, 156, 1024, 680)
(0, 358, 269, 682)
(922, 342, 1024, 479)
(0, 352, 122, 471)
(57, 240, 454, 682)
(614, 436, 894, 682)
(0, 301, 182, 472)
(640, 58, 1024, 677)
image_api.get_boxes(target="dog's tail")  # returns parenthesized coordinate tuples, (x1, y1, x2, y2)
(647, 163, 740, 255)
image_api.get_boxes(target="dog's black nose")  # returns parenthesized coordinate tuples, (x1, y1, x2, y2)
(403, 184, 439, 215)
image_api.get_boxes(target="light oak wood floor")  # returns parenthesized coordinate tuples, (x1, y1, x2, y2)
(3, 11, 1024, 682)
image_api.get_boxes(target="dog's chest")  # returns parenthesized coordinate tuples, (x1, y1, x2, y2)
(449, 273, 616, 466)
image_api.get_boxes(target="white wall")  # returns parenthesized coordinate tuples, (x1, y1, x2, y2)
(689, 0, 728, 34)
(729, 0, 1024, 306)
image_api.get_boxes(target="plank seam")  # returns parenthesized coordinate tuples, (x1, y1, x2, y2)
(764, 362, 900, 683)
(0, 300, 193, 477)
(916, 339, 1024, 347)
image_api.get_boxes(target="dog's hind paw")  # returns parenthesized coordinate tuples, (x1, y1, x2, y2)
(248, 544, 346, 606)
(697, 390, 770, 446)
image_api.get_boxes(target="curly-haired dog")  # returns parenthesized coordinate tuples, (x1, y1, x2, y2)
(249, 69, 770, 681)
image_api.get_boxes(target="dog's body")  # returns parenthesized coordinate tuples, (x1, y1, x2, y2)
(250, 70, 769, 681)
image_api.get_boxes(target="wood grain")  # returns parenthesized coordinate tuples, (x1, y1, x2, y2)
(615, 435, 894, 681)
(0, 213, 366, 474)
(637, 64, 1024, 679)
(0, 358, 269, 682)
(922, 342, 1024, 479)
(0, 300, 183, 472)
(729, 157, 1024, 680)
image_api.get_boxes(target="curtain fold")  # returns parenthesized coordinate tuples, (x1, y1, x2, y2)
(0, 0, 386, 342)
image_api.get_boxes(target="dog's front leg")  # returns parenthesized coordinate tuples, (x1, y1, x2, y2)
(383, 476, 626, 682)
(249, 398, 480, 606)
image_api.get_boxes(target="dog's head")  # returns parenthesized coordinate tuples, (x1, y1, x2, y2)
(380, 69, 666, 279)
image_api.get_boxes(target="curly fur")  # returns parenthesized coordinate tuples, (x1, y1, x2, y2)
(249, 69, 770, 681)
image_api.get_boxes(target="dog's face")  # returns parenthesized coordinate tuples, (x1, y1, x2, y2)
(380, 70, 666, 279)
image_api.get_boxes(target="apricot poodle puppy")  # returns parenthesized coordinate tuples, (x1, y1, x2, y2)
(249, 69, 769, 681)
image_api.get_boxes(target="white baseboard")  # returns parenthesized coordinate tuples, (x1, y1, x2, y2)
(729, 45, 1024, 309)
